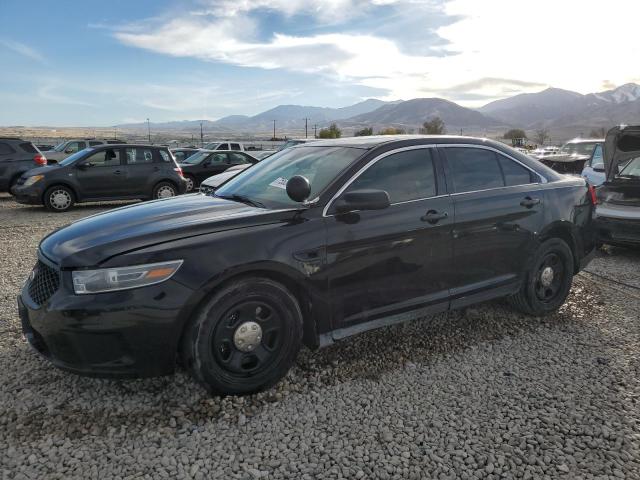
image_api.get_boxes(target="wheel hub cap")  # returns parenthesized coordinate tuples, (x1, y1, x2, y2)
(233, 321, 262, 352)
(540, 266, 554, 287)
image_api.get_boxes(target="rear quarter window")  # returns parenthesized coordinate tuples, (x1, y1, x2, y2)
(19, 142, 37, 153)
(159, 150, 172, 162)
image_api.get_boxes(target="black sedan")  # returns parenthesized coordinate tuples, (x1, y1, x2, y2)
(18, 135, 596, 395)
(179, 150, 257, 192)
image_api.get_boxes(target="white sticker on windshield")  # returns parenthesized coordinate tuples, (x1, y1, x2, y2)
(269, 177, 288, 189)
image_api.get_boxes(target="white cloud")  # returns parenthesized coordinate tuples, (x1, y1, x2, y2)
(0, 39, 46, 63)
(113, 0, 640, 106)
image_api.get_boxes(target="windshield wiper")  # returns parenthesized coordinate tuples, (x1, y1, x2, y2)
(216, 193, 265, 208)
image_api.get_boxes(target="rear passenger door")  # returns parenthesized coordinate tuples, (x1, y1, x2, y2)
(440, 146, 545, 307)
(124, 147, 157, 196)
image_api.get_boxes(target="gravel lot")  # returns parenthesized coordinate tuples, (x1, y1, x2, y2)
(1, 193, 639, 480)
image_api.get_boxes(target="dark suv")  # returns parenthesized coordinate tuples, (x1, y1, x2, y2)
(0, 137, 47, 193)
(11, 144, 186, 211)
(17, 136, 596, 395)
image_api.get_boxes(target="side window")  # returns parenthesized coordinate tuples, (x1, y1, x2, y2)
(85, 149, 122, 167)
(159, 150, 171, 162)
(345, 149, 437, 203)
(229, 152, 250, 165)
(208, 153, 228, 164)
(20, 142, 37, 153)
(230, 143, 241, 151)
(0, 142, 16, 154)
(217, 143, 229, 150)
(125, 148, 153, 164)
(497, 154, 534, 186)
(446, 147, 504, 193)
(591, 144, 603, 167)
(89, 141, 103, 147)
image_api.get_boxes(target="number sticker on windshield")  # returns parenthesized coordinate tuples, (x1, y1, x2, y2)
(269, 177, 288, 189)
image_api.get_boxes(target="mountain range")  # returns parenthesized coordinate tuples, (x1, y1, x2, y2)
(117, 83, 640, 138)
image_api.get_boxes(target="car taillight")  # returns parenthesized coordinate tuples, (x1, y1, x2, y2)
(588, 184, 598, 205)
(174, 167, 183, 177)
(34, 154, 47, 166)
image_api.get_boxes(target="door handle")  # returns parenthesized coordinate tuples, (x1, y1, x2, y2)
(421, 210, 448, 224)
(113, 170, 122, 175)
(520, 196, 540, 208)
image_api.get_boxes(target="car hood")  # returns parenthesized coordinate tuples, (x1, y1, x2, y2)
(40, 194, 291, 268)
(604, 125, 640, 181)
(543, 152, 591, 163)
(20, 164, 60, 178)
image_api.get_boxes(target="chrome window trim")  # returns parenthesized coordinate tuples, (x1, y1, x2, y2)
(437, 143, 548, 185)
(322, 145, 439, 217)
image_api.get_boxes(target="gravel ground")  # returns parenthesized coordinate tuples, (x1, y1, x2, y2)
(1, 194, 639, 480)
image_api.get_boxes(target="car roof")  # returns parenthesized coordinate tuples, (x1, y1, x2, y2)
(294, 134, 506, 149)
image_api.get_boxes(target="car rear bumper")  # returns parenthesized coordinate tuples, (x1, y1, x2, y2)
(595, 205, 640, 246)
(18, 262, 194, 378)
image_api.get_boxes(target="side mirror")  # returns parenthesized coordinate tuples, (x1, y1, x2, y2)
(65, 148, 74, 154)
(77, 162, 93, 170)
(334, 189, 390, 214)
(286, 175, 311, 203)
(593, 163, 605, 172)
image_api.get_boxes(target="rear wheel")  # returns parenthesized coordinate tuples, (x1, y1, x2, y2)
(184, 174, 197, 192)
(152, 181, 177, 199)
(181, 277, 303, 395)
(508, 238, 574, 316)
(44, 185, 75, 212)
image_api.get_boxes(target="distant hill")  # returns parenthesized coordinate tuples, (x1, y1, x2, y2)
(345, 98, 501, 129)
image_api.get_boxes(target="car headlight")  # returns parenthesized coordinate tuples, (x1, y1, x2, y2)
(23, 175, 44, 186)
(72, 260, 183, 294)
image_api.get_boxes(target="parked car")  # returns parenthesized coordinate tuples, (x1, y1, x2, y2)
(0, 137, 47, 193)
(17, 135, 597, 395)
(530, 146, 560, 160)
(540, 138, 603, 174)
(199, 164, 253, 195)
(595, 125, 640, 247)
(170, 148, 200, 163)
(180, 150, 257, 192)
(35, 144, 55, 151)
(11, 144, 186, 212)
(44, 139, 126, 162)
(203, 141, 246, 151)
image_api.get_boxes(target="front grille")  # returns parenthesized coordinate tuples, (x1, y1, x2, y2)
(28, 261, 60, 306)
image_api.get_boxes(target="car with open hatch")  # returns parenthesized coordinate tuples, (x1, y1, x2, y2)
(18, 135, 596, 395)
(11, 144, 187, 211)
(595, 125, 640, 247)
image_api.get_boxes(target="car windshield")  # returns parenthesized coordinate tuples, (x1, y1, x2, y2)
(58, 148, 94, 166)
(618, 157, 640, 178)
(559, 142, 598, 156)
(215, 146, 363, 208)
(181, 151, 210, 164)
(204, 142, 221, 150)
(52, 142, 67, 152)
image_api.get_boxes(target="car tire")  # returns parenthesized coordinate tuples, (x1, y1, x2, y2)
(184, 174, 197, 192)
(44, 185, 75, 212)
(152, 181, 177, 199)
(508, 238, 574, 316)
(181, 277, 303, 395)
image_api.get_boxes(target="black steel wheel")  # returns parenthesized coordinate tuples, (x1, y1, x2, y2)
(508, 238, 574, 316)
(181, 277, 303, 395)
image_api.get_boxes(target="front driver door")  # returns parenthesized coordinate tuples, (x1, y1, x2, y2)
(75, 148, 127, 198)
(324, 146, 453, 334)
(196, 152, 229, 184)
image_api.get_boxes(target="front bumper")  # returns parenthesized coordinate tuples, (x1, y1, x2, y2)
(11, 183, 44, 205)
(18, 259, 195, 378)
(595, 204, 640, 246)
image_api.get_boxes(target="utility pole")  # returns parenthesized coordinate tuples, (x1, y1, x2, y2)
(147, 118, 151, 143)
(272, 120, 276, 140)
(313, 124, 318, 139)
(200, 122, 204, 147)
(459, 128, 463, 136)
(304, 118, 309, 138)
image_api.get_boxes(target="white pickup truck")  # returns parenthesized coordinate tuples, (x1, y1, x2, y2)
(203, 141, 247, 152)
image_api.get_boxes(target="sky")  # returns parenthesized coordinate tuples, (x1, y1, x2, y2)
(1, 0, 639, 126)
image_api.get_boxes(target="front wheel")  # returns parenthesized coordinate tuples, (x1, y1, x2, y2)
(181, 277, 303, 395)
(152, 181, 177, 199)
(44, 185, 75, 212)
(508, 238, 574, 316)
